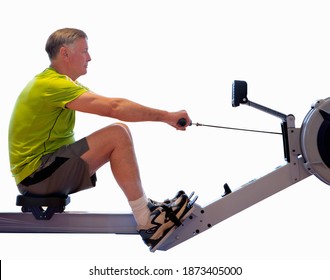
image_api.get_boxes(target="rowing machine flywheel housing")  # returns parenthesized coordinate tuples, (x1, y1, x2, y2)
(301, 98, 330, 185)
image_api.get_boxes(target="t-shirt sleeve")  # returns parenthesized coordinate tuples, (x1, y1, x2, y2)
(44, 76, 89, 108)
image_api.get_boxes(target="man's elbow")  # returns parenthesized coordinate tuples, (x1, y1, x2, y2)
(104, 98, 122, 118)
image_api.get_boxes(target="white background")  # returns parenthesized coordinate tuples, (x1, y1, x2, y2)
(1, 0, 330, 278)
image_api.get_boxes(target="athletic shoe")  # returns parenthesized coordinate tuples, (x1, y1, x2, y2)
(149, 190, 186, 206)
(163, 190, 186, 204)
(138, 194, 190, 249)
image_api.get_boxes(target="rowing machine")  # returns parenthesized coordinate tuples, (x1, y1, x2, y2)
(1, 80, 329, 251)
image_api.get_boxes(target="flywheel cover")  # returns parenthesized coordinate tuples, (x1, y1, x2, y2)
(301, 98, 330, 185)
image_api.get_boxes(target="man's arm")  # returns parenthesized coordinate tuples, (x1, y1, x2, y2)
(66, 91, 191, 130)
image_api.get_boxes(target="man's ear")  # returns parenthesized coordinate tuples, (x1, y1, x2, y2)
(59, 46, 69, 59)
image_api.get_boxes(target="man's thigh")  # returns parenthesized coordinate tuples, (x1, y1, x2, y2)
(81, 123, 133, 174)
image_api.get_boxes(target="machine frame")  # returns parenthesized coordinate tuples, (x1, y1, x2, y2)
(1, 80, 328, 252)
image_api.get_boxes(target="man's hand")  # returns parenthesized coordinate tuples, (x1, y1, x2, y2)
(166, 110, 192, 131)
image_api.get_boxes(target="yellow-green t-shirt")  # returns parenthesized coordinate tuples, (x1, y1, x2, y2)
(8, 67, 89, 184)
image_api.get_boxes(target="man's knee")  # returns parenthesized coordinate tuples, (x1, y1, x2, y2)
(85, 122, 132, 149)
(110, 122, 131, 137)
(82, 123, 134, 172)
(112, 122, 130, 131)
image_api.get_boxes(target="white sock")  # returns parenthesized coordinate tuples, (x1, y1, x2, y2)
(128, 193, 150, 228)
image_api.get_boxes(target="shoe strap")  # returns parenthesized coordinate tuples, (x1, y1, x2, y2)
(162, 205, 182, 227)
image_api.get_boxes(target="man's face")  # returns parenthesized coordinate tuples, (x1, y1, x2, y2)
(66, 37, 91, 80)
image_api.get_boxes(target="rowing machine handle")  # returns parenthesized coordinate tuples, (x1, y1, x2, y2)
(177, 118, 192, 127)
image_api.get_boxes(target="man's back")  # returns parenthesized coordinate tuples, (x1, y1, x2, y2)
(9, 67, 88, 184)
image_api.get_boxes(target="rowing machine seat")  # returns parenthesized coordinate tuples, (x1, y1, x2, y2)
(16, 195, 70, 220)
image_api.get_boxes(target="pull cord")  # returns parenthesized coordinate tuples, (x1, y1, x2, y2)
(191, 122, 282, 135)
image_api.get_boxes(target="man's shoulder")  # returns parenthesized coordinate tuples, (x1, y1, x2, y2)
(36, 67, 66, 81)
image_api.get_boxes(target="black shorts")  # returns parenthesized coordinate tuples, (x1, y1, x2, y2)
(17, 138, 96, 196)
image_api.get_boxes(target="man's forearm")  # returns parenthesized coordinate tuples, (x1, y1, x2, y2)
(109, 98, 170, 123)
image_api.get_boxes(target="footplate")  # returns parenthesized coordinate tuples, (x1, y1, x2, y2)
(150, 192, 198, 252)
